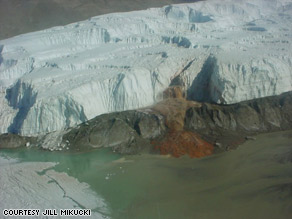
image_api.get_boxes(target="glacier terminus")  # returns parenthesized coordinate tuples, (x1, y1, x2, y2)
(0, 0, 291, 135)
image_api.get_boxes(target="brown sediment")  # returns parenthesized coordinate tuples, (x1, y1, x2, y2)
(152, 131, 214, 158)
(163, 86, 186, 99)
(151, 86, 213, 158)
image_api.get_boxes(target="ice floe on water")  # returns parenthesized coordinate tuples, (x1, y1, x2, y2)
(0, 156, 110, 218)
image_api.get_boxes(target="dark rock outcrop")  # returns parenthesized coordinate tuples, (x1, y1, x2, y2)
(0, 133, 36, 149)
(62, 111, 166, 154)
(61, 90, 292, 156)
(1, 90, 292, 158)
(185, 91, 292, 151)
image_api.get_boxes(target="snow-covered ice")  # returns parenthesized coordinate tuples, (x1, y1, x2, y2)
(0, 0, 291, 135)
(0, 156, 110, 218)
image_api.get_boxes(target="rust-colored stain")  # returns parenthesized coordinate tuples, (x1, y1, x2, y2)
(152, 131, 214, 158)
(151, 86, 213, 158)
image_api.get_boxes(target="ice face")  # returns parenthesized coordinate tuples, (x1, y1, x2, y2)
(0, 0, 291, 135)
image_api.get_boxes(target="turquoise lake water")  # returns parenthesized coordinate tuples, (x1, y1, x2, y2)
(1, 130, 292, 219)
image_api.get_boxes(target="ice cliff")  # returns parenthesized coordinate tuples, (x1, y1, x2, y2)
(0, 0, 291, 135)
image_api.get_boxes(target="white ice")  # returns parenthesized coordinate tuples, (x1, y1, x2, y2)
(0, 0, 291, 135)
(0, 156, 110, 218)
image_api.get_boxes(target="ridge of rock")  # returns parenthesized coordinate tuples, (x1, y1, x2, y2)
(1, 90, 291, 158)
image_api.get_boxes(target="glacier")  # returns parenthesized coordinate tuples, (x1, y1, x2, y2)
(0, 0, 291, 135)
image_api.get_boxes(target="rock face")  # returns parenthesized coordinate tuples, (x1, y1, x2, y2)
(61, 110, 167, 154)
(0, 0, 291, 135)
(185, 91, 292, 150)
(0, 133, 35, 149)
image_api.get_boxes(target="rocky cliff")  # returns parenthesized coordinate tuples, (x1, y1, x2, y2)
(1, 89, 291, 158)
(185, 90, 292, 151)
